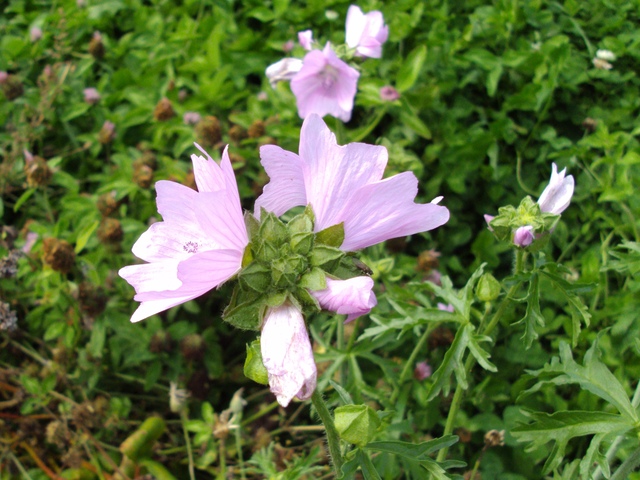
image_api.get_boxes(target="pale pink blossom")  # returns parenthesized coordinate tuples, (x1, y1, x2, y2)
(261, 303, 317, 407)
(537, 163, 574, 215)
(298, 30, 313, 50)
(283, 40, 295, 53)
(311, 277, 377, 322)
(484, 214, 495, 230)
(30, 27, 43, 43)
(183, 111, 201, 125)
(119, 144, 248, 323)
(290, 44, 360, 122)
(380, 85, 400, 101)
(414, 361, 432, 380)
(437, 303, 454, 313)
(255, 114, 450, 251)
(265, 58, 303, 88)
(513, 225, 534, 247)
(83, 88, 101, 105)
(345, 5, 388, 59)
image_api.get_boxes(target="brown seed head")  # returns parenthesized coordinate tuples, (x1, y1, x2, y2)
(153, 97, 175, 121)
(196, 116, 222, 147)
(24, 155, 52, 188)
(247, 120, 266, 138)
(1, 75, 24, 100)
(43, 238, 75, 274)
(484, 429, 505, 447)
(88, 32, 105, 59)
(97, 218, 123, 245)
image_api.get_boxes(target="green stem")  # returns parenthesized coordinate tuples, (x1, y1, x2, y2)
(390, 324, 434, 404)
(435, 279, 522, 463)
(180, 411, 196, 480)
(337, 316, 346, 386)
(311, 390, 344, 475)
(240, 400, 278, 426)
(610, 446, 640, 480)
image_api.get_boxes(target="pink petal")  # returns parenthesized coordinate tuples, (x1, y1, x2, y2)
(298, 30, 313, 50)
(125, 249, 243, 323)
(193, 190, 248, 252)
(253, 145, 307, 219)
(298, 115, 387, 230)
(337, 172, 450, 251)
(261, 304, 317, 407)
(345, 5, 366, 49)
(311, 277, 377, 322)
(537, 163, 575, 215)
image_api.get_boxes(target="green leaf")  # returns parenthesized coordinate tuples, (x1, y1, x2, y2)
(427, 324, 471, 400)
(514, 272, 545, 348)
(75, 220, 99, 254)
(329, 380, 354, 405)
(523, 340, 638, 422)
(13, 188, 36, 212)
(467, 333, 497, 372)
(399, 105, 432, 139)
(315, 222, 344, 248)
(356, 449, 382, 480)
(512, 410, 632, 474)
(244, 340, 268, 385)
(397, 45, 427, 93)
(365, 435, 459, 459)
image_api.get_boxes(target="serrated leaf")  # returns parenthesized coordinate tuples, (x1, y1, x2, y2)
(512, 410, 632, 474)
(356, 449, 382, 480)
(427, 324, 471, 400)
(467, 333, 497, 372)
(365, 435, 459, 459)
(514, 272, 545, 348)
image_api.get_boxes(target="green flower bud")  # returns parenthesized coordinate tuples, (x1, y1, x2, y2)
(334, 404, 381, 447)
(476, 273, 501, 302)
(290, 232, 314, 255)
(244, 340, 268, 385)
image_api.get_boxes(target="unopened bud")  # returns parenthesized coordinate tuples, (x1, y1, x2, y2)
(414, 361, 432, 380)
(513, 225, 534, 248)
(380, 85, 400, 101)
(98, 121, 116, 144)
(417, 249, 440, 272)
(88, 31, 105, 59)
(475, 273, 501, 302)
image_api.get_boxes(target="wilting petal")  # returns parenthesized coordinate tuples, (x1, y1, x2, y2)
(311, 277, 377, 322)
(345, 5, 388, 58)
(290, 44, 360, 122)
(537, 163, 574, 215)
(265, 58, 303, 88)
(261, 303, 317, 407)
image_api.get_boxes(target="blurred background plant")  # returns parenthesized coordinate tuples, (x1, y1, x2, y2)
(1, 0, 639, 478)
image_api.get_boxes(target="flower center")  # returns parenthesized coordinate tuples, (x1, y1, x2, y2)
(319, 65, 338, 89)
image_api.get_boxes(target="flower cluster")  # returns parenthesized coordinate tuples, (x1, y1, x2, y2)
(266, 5, 388, 122)
(486, 163, 575, 249)
(120, 114, 449, 407)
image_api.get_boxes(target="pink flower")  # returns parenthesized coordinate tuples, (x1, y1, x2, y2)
(437, 302, 454, 313)
(414, 361, 432, 380)
(283, 40, 295, 53)
(290, 44, 360, 122)
(345, 5, 388, 59)
(484, 214, 495, 230)
(0, 72, 8, 84)
(513, 225, 534, 248)
(30, 27, 43, 43)
(183, 111, 201, 125)
(119, 144, 248, 323)
(298, 30, 313, 50)
(261, 303, 317, 407)
(83, 88, 101, 105)
(379, 85, 400, 101)
(255, 114, 450, 251)
(537, 163, 574, 215)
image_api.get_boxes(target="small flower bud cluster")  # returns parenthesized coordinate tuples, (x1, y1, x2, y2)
(0, 250, 23, 278)
(0, 301, 18, 332)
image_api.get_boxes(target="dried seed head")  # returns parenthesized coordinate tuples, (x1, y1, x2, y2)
(582, 117, 597, 132)
(150, 330, 173, 353)
(43, 238, 75, 273)
(137, 151, 158, 170)
(0, 250, 22, 278)
(196, 116, 222, 147)
(247, 120, 266, 138)
(228, 124, 247, 144)
(1, 75, 24, 100)
(169, 382, 190, 413)
(97, 218, 123, 245)
(428, 326, 454, 349)
(78, 282, 108, 317)
(180, 333, 206, 361)
(133, 163, 154, 188)
(417, 249, 441, 272)
(0, 302, 18, 332)
(45, 420, 70, 448)
(153, 97, 175, 121)
(88, 31, 105, 59)
(24, 154, 52, 187)
(484, 429, 505, 447)
(97, 190, 120, 217)
(98, 121, 116, 144)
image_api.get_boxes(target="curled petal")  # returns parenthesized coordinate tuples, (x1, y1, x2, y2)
(513, 225, 535, 248)
(261, 304, 317, 407)
(311, 277, 377, 322)
(298, 30, 313, 50)
(537, 163, 575, 215)
(265, 58, 303, 88)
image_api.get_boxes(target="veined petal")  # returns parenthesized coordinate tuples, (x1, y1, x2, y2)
(337, 172, 450, 251)
(191, 143, 226, 193)
(119, 262, 182, 298)
(261, 304, 317, 407)
(299, 114, 387, 230)
(311, 277, 377, 322)
(254, 145, 307, 219)
(537, 163, 575, 215)
(194, 190, 248, 252)
(345, 5, 366, 49)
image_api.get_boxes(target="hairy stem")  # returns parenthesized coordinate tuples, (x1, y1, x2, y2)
(311, 389, 344, 475)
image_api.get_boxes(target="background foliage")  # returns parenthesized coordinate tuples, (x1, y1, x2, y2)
(1, 0, 639, 478)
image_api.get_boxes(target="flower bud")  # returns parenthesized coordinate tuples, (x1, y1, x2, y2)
(414, 361, 432, 380)
(417, 249, 440, 272)
(513, 225, 534, 248)
(183, 111, 201, 125)
(334, 404, 381, 447)
(380, 86, 400, 101)
(98, 121, 116, 144)
(153, 98, 175, 121)
(195, 116, 222, 147)
(30, 27, 43, 43)
(83, 87, 100, 105)
(43, 238, 75, 274)
(475, 273, 501, 302)
(133, 163, 154, 188)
